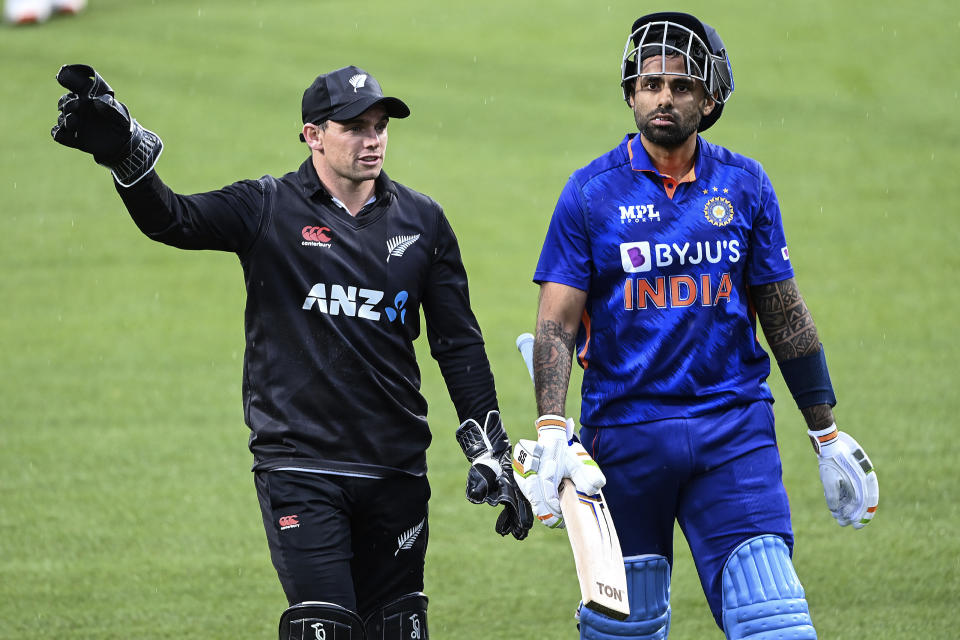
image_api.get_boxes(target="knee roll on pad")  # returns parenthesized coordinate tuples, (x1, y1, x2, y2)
(721, 535, 817, 639)
(580, 554, 671, 640)
(364, 592, 428, 639)
(279, 601, 365, 639)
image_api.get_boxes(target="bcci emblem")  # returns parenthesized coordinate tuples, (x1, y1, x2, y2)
(704, 197, 735, 227)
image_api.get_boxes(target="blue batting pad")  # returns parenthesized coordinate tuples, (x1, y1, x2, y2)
(721, 535, 816, 639)
(580, 554, 670, 640)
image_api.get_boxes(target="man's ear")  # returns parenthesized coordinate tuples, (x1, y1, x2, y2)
(701, 97, 716, 117)
(302, 124, 324, 152)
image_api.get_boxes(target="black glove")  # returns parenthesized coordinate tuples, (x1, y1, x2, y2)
(51, 64, 162, 186)
(455, 410, 534, 540)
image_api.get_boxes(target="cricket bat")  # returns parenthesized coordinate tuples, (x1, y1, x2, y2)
(515, 333, 630, 621)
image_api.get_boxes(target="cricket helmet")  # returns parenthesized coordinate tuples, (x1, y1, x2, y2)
(621, 12, 734, 131)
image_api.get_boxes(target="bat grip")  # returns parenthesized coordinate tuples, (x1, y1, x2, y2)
(516, 332, 535, 382)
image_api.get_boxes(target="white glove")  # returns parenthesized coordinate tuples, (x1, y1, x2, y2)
(512, 415, 606, 529)
(808, 424, 878, 529)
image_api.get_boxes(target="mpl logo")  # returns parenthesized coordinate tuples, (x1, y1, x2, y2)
(619, 204, 660, 224)
(279, 515, 300, 530)
(620, 242, 652, 273)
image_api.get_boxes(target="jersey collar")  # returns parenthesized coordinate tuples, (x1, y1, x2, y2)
(296, 157, 398, 203)
(626, 134, 701, 199)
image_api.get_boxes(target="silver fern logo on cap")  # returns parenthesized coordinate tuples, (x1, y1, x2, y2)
(349, 74, 367, 92)
(386, 234, 421, 262)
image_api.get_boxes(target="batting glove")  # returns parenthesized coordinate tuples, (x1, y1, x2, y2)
(512, 415, 606, 529)
(456, 410, 534, 540)
(51, 64, 163, 187)
(809, 424, 878, 529)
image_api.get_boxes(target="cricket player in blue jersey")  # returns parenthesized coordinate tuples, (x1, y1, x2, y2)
(512, 12, 879, 639)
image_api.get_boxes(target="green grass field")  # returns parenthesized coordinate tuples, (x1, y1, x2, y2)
(2, 0, 958, 637)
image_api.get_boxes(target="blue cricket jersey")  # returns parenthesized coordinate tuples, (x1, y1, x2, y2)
(534, 134, 794, 426)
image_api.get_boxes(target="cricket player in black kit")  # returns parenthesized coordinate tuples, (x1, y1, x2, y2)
(51, 63, 533, 639)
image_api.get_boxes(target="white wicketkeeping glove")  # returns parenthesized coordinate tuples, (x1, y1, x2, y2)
(808, 424, 878, 529)
(512, 415, 606, 529)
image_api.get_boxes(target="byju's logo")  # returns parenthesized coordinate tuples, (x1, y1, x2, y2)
(385, 291, 409, 323)
(620, 242, 652, 273)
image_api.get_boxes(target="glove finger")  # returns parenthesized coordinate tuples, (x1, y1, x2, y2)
(56, 64, 114, 98)
(568, 465, 606, 496)
(52, 113, 81, 146)
(465, 465, 496, 504)
(495, 506, 530, 540)
(539, 459, 562, 512)
(57, 92, 79, 112)
(494, 506, 513, 537)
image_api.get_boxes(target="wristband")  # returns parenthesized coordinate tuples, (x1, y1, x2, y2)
(536, 414, 573, 441)
(778, 345, 836, 409)
(806, 423, 838, 455)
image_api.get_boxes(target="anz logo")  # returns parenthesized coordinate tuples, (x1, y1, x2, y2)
(302, 283, 409, 324)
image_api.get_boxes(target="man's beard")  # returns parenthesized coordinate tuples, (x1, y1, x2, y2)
(635, 108, 699, 148)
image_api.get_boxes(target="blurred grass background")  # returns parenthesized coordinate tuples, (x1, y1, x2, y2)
(1, 0, 958, 637)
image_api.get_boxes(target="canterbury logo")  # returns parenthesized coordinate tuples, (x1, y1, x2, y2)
(386, 234, 420, 262)
(395, 517, 425, 556)
(302, 226, 331, 243)
(279, 515, 300, 530)
(349, 74, 367, 92)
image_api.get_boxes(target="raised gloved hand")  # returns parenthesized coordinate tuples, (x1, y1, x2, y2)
(808, 424, 878, 529)
(456, 410, 534, 540)
(511, 415, 606, 529)
(51, 64, 162, 187)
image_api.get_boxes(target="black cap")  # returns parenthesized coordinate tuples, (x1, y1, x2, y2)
(301, 65, 410, 126)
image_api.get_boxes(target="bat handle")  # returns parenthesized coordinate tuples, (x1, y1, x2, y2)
(516, 332, 535, 382)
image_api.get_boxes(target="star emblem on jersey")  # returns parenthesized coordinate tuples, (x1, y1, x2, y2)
(704, 197, 735, 227)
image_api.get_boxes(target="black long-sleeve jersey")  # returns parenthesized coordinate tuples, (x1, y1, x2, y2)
(115, 158, 498, 477)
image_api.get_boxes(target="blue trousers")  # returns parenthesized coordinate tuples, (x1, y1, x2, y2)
(579, 401, 794, 626)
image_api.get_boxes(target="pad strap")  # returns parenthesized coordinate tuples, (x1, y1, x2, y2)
(279, 601, 364, 640)
(778, 346, 836, 409)
(364, 592, 428, 639)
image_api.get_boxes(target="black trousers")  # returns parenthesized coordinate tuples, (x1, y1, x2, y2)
(255, 469, 430, 617)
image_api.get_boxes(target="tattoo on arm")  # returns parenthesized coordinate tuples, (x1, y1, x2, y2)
(752, 278, 834, 430)
(534, 320, 576, 416)
(801, 404, 835, 431)
(751, 279, 820, 361)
